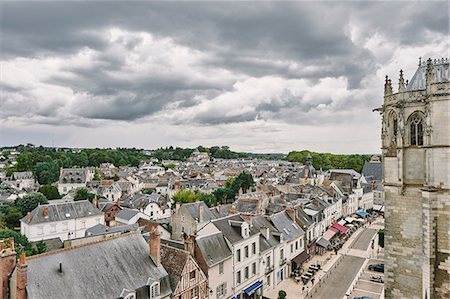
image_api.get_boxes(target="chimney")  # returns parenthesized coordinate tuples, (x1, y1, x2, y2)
(16, 252, 27, 299)
(43, 206, 49, 218)
(286, 207, 296, 223)
(0, 239, 17, 299)
(149, 229, 161, 266)
(229, 205, 236, 214)
(184, 235, 195, 256)
(198, 204, 204, 222)
(260, 226, 270, 240)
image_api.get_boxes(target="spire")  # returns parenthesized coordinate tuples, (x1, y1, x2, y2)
(384, 75, 392, 95)
(398, 69, 406, 92)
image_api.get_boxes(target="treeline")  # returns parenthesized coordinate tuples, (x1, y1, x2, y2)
(287, 150, 373, 173)
(151, 145, 285, 161)
(6, 145, 148, 184)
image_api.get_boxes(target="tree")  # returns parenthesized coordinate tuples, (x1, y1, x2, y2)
(278, 290, 287, 299)
(172, 189, 199, 204)
(74, 188, 95, 202)
(142, 188, 155, 195)
(35, 240, 47, 254)
(15, 192, 48, 216)
(0, 228, 35, 256)
(38, 185, 61, 200)
(2, 206, 23, 229)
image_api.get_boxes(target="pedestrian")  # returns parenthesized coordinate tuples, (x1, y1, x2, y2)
(302, 286, 305, 293)
(311, 278, 315, 285)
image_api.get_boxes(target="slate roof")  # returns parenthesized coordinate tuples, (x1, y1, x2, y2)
(20, 200, 102, 225)
(116, 207, 140, 221)
(26, 233, 171, 299)
(362, 161, 382, 183)
(196, 232, 232, 267)
(211, 214, 258, 244)
(59, 168, 86, 184)
(269, 211, 304, 242)
(251, 215, 280, 253)
(183, 201, 216, 222)
(85, 223, 139, 236)
(122, 193, 169, 209)
(407, 58, 449, 91)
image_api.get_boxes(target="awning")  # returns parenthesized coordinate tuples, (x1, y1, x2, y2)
(292, 251, 310, 266)
(332, 223, 349, 233)
(345, 217, 357, 223)
(338, 219, 347, 225)
(316, 237, 331, 248)
(243, 280, 263, 295)
(323, 229, 337, 241)
(330, 226, 339, 233)
(355, 210, 369, 217)
(372, 204, 384, 212)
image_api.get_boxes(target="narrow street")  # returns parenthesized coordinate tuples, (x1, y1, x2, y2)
(265, 218, 384, 299)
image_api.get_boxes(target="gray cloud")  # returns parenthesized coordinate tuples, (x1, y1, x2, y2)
(0, 1, 448, 152)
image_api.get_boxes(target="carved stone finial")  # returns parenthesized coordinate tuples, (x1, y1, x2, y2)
(398, 69, 406, 92)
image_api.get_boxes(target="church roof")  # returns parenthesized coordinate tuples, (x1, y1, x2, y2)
(407, 58, 449, 91)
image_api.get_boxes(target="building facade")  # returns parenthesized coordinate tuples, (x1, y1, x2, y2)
(378, 58, 449, 298)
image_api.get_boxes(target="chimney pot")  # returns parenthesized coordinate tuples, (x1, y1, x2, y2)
(43, 206, 49, 218)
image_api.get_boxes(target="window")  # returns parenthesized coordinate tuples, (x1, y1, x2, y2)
(190, 270, 196, 280)
(290, 244, 293, 253)
(295, 241, 299, 250)
(252, 263, 256, 275)
(280, 249, 284, 260)
(245, 267, 249, 279)
(267, 275, 271, 286)
(252, 242, 256, 255)
(237, 249, 241, 262)
(150, 282, 160, 298)
(245, 246, 249, 258)
(237, 271, 241, 284)
(410, 115, 424, 146)
(266, 256, 271, 267)
(217, 283, 227, 298)
(191, 286, 199, 298)
(393, 117, 398, 138)
(219, 262, 224, 274)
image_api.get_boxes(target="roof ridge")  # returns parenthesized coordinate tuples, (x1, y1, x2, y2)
(26, 231, 141, 261)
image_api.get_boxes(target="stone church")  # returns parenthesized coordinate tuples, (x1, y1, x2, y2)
(377, 58, 449, 298)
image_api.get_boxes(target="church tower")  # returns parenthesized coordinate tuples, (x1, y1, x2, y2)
(377, 58, 449, 298)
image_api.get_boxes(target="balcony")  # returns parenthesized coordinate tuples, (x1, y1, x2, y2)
(265, 265, 274, 274)
(279, 258, 287, 266)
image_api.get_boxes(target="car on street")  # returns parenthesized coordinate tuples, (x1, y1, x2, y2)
(370, 275, 384, 283)
(368, 263, 384, 272)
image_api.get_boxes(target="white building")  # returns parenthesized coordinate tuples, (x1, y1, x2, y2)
(57, 168, 92, 194)
(20, 200, 104, 242)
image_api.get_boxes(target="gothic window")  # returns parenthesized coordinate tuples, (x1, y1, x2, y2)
(393, 118, 398, 138)
(410, 115, 424, 146)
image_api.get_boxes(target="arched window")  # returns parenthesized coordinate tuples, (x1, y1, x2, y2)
(410, 114, 424, 146)
(393, 118, 398, 138)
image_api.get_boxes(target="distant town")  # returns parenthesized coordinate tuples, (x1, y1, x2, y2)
(0, 144, 383, 299)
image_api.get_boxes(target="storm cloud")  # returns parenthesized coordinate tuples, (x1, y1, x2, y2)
(0, 1, 448, 153)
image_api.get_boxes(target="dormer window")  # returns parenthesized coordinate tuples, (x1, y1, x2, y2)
(150, 282, 160, 298)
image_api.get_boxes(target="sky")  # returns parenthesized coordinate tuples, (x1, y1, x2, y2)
(1, 1, 449, 154)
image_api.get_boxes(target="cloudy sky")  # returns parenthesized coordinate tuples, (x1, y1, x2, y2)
(1, 1, 448, 153)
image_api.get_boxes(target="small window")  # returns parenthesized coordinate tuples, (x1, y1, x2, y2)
(245, 246, 249, 258)
(252, 242, 256, 254)
(237, 249, 241, 262)
(245, 267, 249, 279)
(190, 270, 196, 280)
(237, 271, 241, 284)
(252, 262, 256, 275)
(290, 244, 293, 253)
(150, 282, 160, 298)
(410, 115, 424, 146)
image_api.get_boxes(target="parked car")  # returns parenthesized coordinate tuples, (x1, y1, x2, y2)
(368, 263, 384, 272)
(370, 275, 384, 283)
